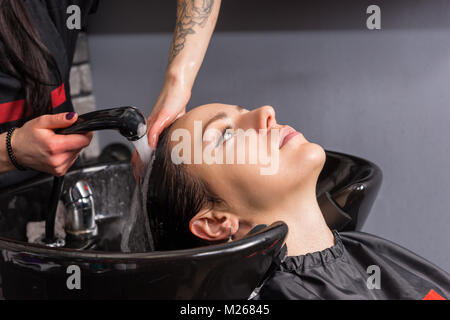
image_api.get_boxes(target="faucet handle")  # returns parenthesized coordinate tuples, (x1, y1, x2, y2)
(65, 180, 93, 203)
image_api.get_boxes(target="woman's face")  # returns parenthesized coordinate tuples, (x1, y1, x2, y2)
(168, 103, 326, 221)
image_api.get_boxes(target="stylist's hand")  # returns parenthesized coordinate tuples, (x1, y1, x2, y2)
(147, 77, 191, 148)
(132, 76, 190, 182)
(12, 112, 93, 176)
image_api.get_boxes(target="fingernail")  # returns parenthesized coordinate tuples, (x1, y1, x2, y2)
(66, 112, 76, 120)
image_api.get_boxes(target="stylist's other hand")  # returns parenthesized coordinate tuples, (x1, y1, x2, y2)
(12, 112, 93, 176)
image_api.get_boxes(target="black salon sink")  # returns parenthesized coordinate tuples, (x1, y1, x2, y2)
(0, 150, 382, 299)
(0, 162, 136, 251)
(0, 160, 288, 299)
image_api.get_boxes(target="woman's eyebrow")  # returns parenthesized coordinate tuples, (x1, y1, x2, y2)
(235, 105, 245, 112)
(202, 106, 245, 135)
(202, 112, 228, 136)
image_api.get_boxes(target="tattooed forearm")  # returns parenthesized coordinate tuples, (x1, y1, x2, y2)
(169, 0, 215, 63)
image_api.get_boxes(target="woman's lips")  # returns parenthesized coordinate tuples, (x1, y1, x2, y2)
(279, 126, 301, 149)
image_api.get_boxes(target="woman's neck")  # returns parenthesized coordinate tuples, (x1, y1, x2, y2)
(258, 188, 335, 257)
(283, 198, 335, 256)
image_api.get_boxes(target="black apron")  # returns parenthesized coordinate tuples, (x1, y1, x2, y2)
(252, 230, 450, 300)
(0, 0, 99, 188)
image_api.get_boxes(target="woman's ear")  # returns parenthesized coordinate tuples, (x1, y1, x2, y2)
(189, 209, 239, 242)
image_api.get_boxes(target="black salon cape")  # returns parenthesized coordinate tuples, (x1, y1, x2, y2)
(251, 231, 450, 300)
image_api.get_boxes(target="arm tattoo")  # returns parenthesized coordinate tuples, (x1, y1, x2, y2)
(169, 0, 215, 63)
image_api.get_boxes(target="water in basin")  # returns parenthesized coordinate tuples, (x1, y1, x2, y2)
(0, 162, 154, 253)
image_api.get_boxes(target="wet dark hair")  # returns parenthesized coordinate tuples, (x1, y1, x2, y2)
(0, 0, 61, 123)
(147, 124, 224, 251)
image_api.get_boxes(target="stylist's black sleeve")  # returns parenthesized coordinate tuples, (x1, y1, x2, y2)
(0, 1, 100, 187)
(0, 0, 99, 133)
(44, 0, 100, 66)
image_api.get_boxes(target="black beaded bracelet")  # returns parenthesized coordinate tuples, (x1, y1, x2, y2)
(6, 127, 27, 171)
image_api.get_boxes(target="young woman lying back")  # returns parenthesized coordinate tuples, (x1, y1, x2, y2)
(145, 103, 450, 300)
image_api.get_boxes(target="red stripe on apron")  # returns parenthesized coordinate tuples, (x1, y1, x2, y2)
(0, 83, 67, 123)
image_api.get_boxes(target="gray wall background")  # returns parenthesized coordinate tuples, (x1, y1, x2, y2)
(86, 0, 450, 271)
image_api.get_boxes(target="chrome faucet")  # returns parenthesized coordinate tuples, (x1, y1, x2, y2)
(63, 180, 97, 240)
(44, 106, 147, 246)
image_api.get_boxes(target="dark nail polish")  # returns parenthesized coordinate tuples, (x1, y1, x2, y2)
(66, 112, 76, 120)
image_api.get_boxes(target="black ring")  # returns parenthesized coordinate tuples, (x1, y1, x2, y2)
(6, 127, 27, 171)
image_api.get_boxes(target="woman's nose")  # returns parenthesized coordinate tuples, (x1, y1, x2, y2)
(255, 105, 276, 129)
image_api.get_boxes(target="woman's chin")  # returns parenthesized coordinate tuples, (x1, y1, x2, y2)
(306, 143, 326, 168)
(297, 143, 326, 183)
(291, 141, 326, 170)
(273, 142, 325, 192)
